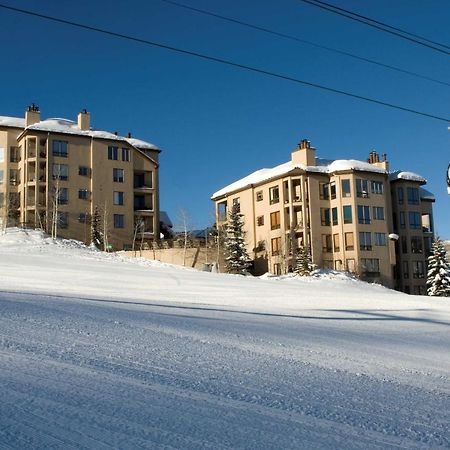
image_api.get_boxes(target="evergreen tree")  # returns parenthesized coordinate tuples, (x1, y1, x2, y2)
(91, 206, 103, 249)
(224, 203, 251, 275)
(295, 246, 315, 276)
(427, 237, 450, 297)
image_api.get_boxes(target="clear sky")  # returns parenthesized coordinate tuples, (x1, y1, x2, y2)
(0, 0, 449, 236)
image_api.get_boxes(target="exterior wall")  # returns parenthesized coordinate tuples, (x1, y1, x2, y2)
(0, 116, 160, 251)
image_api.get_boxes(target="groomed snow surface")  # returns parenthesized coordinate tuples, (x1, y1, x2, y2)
(0, 229, 449, 449)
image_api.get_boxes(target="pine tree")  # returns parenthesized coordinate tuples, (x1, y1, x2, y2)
(427, 237, 450, 297)
(295, 246, 315, 276)
(91, 206, 103, 249)
(224, 202, 251, 275)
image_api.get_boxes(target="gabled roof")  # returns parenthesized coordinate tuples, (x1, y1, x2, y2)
(212, 157, 387, 199)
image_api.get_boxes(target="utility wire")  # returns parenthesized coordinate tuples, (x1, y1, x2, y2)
(159, 0, 450, 87)
(299, 0, 450, 56)
(306, 0, 450, 50)
(0, 3, 448, 123)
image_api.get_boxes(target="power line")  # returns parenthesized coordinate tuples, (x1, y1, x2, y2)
(159, 0, 450, 87)
(298, 0, 450, 56)
(0, 3, 448, 123)
(306, 0, 450, 51)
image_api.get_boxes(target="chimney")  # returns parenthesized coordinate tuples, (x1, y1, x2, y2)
(368, 150, 389, 171)
(291, 138, 316, 166)
(77, 109, 90, 131)
(127, 132, 132, 138)
(25, 103, 40, 127)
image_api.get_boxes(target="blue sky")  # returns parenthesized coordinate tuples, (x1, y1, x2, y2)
(0, 0, 449, 236)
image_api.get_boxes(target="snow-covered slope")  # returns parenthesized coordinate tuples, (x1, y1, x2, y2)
(0, 229, 449, 449)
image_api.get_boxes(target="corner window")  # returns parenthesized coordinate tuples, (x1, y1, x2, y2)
(269, 186, 280, 205)
(341, 179, 351, 197)
(356, 179, 369, 198)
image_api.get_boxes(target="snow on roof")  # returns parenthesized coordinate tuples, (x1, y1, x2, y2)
(212, 157, 387, 199)
(159, 211, 173, 228)
(420, 187, 435, 201)
(389, 170, 426, 184)
(126, 137, 159, 150)
(0, 115, 25, 128)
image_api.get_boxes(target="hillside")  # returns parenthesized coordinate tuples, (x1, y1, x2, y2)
(0, 229, 449, 449)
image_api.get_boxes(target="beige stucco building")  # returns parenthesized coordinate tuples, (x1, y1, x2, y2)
(0, 105, 160, 250)
(212, 139, 434, 294)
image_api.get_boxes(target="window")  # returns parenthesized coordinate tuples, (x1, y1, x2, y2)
(373, 206, 385, 220)
(361, 258, 380, 274)
(330, 182, 336, 199)
(371, 181, 383, 194)
(0, 170, 3, 185)
(270, 211, 280, 230)
(292, 180, 301, 201)
(411, 236, 423, 254)
(333, 233, 340, 252)
(79, 166, 89, 176)
(346, 258, 356, 272)
(401, 236, 408, 254)
(122, 148, 130, 162)
(322, 234, 332, 253)
(256, 191, 263, 202)
(341, 179, 351, 197)
(273, 263, 281, 275)
(217, 202, 227, 221)
(113, 168, 124, 183)
(374, 233, 386, 246)
(10, 146, 20, 163)
(232, 197, 240, 212)
(9, 169, 19, 185)
(58, 212, 69, 229)
(407, 187, 419, 205)
(399, 211, 406, 229)
(359, 232, 372, 251)
(403, 261, 409, 279)
(52, 140, 68, 157)
(345, 232, 354, 250)
(319, 182, 329, 200)
(269, 186, 279, 204)
(52, 164, 68, 180)
(113, 191, 124, 205)
(320, 208, 331, 226)
(78, 189, 89, 200)
(271, 237, 281, 255)
(55, 188, 68, 204)
(343, 206, 352, 224)
(357, 205, 370, 224)
(0, 147, 4, 163)
(409, 212, 421, 229)
(412, 261, 425, 279)
(108, 146, 118, 160)
(332, 207, 338, 225)
(114, 214, 124, 228)
(397, 187, 404, 204)
(78, 213, 90, 223)
(256, 215, 264, 226)
(356, 179, 369, 197)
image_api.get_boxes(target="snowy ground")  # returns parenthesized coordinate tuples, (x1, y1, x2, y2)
(0, 229, 449, 449)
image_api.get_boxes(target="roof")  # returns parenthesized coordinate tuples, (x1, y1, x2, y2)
(1, 115, 159, 150)
(420, 187, 435, 201)
(389, 170, 426, 184)
(212, 157, 387, 199)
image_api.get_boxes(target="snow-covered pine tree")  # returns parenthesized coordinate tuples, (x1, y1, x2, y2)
(224, 202, 251, 275)
(427, 237, 450, 297)
(91, 206, 103, 249)
(295, 246, 315, 276)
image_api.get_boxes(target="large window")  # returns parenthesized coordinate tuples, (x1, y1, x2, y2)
(359, 232, 372, 251)
(58, 212, 69, 229)
(57, 188, 68, 204)
(232, 197, 240, 212)
(78, 189, 89, 200)
(412, 261, 425, 279)
(374, 233, 386, 246)
(113, 191, 124, 205)
(411, 236, 423, 254)
(345, 232, 354, 250)
(356, 179, 369, 197)
(371, 181, 383, 194)
(399, 211, 406, 229)
(122, 148, 130, 162)
(320, 208, 331, 226)
(114, 214, 124, 228)
(361, 258, 379, 274)
(332, 207, 338, 225)
(52, 140, 68, 157)
(407, 187, 419, 205)
(108, 146, 118, 160)
(343, 205, 352, 224)
(322, 234, 332, 253)
(373, 206, 385, 220)
(357, 205, 371, 224)
(270, 211, 280, 230)
(269, 186, 279, 205)
(52, 164, 68, 180)
(113, 168, 124, 183)
(341, 179, 351, 197)
(333, 233, 340, 252)
(397, 187, 404, 204)
(271, 237, 281, 255)
(319, 182, 329, 200)
(409, 212, 421, 229)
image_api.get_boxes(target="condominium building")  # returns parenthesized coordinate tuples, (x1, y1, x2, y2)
(212, 139, 434, 293)
(0, 105, 160, 250)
